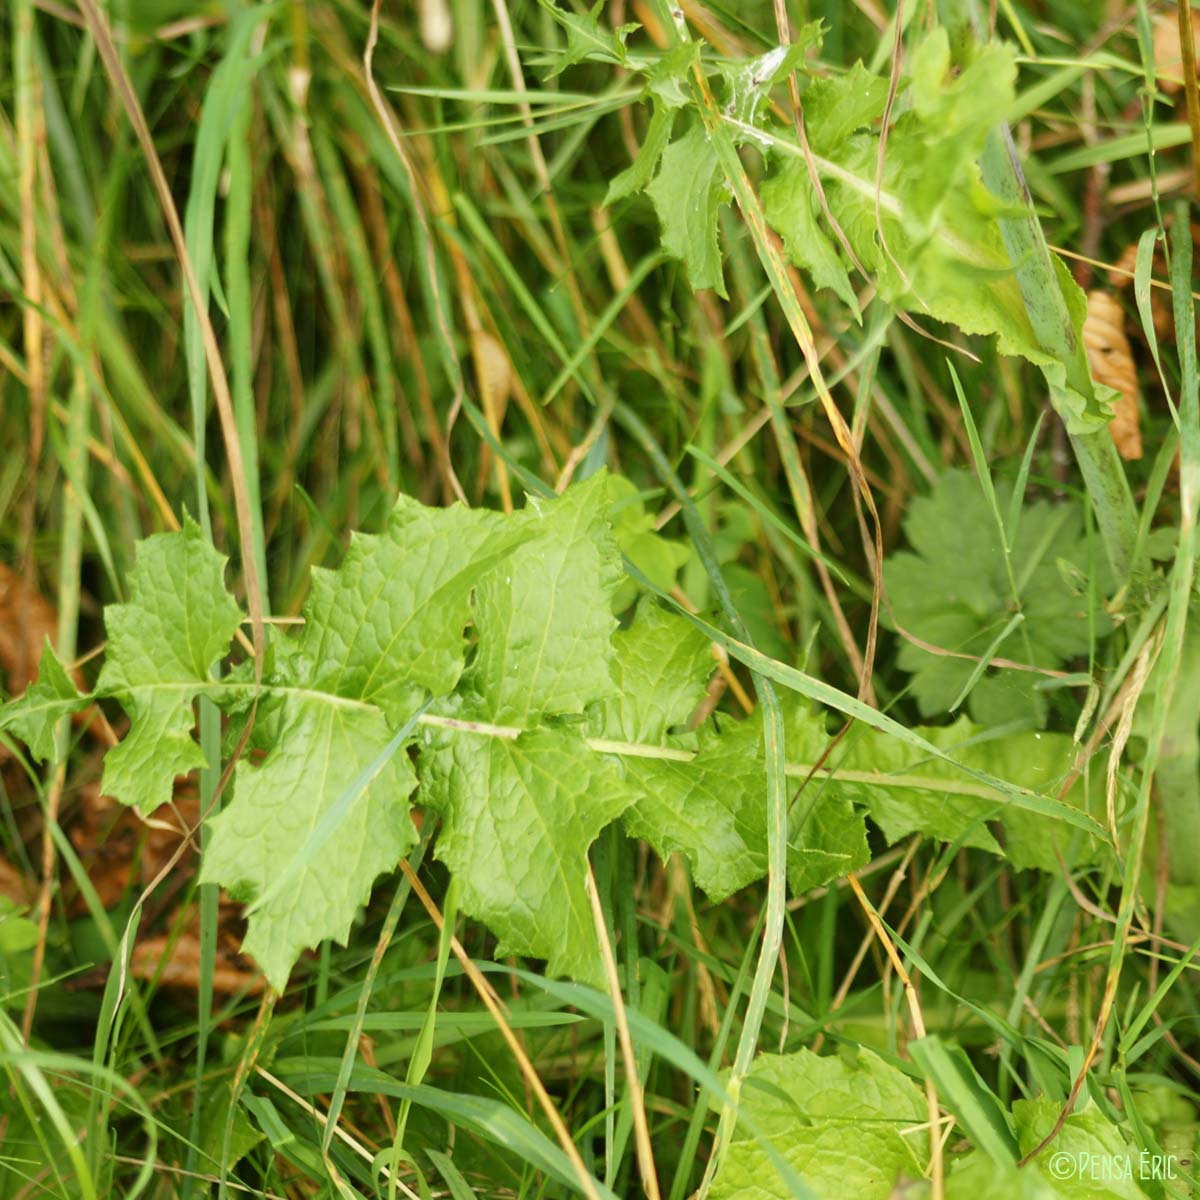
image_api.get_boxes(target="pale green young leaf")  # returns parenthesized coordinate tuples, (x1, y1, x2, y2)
(95, 514, 243, 814)
(943, 1153, 1069, 1199)
(0, 640, 88, 762)
(201, 694, 418, 990)
(900, 32, 1018, 225)
(469, 471, 622, 724)
(763, 31, 1082, 378)
(645, 123, 728, 298)
(421, 724, 632, 985)
(718, 33, 821, 126)
(711, 1047, 929, 1199)
(1045, 358, 1121, 436)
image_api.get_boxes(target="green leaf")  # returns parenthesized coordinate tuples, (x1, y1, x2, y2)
(802, 62, 889, 155)
(422, 724, 631, 985)
(786, 775, 870, 894)
(835, 718, 1005, 855)
(759, 32, 1074, 373)
(1014, 1098, 1153, 1199)
(593, 595, 711, 744)
(202, 694, 418, 989)
(415, 474, 630, 984)
(538, 0, 640, 77)
(297, 496, 526, 723)
(197, 489, 548, 988)
(0, 640, 87, 762)
(1046, 359, 1120, 436)
(711, 1046, 929, 1199)
(469, 471, 622, 724)
(95, 514, 243, 814)
(593, 607, 869, 901)
(607, 474, 689, 612)
(0, 897, 40, 954)
(646, 42, 701, 110)
(613, 25, 1090, 380)
(761, 158, 861, 318)
(834, 716, 1098, 871)
(646, 122, 728, 297)
(606, 103, 674, 204)
(884, 470, 1109, 727)
(620, 716, 773, 902)
(943, 1153, 1067, 1199)
(900, 32, 1018, 226)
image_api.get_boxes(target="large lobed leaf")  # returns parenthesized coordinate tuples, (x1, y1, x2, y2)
(422, 472, 630, 984)
(421, 724, 631, 985)
(0, 472, 1103, 990)
(202, 696, 419, 988)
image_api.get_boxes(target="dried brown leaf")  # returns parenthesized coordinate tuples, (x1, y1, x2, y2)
(1084, 290, 1142, 461)
(1153, 9, 1200, 95)
(0, 856, 35, 907)
(130, 930, 265, 995)
(0, 563, 58, 695)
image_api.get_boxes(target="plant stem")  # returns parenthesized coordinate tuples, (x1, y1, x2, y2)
(979, 126, 1138, 580)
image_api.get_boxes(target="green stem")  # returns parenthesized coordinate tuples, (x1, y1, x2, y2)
(979, 126, 1137, 580)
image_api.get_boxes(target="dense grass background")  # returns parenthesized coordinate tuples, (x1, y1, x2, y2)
(1, 0, 1199, 1196)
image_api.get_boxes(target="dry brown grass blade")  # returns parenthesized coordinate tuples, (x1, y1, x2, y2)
(1178, 0, 1200, 198)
